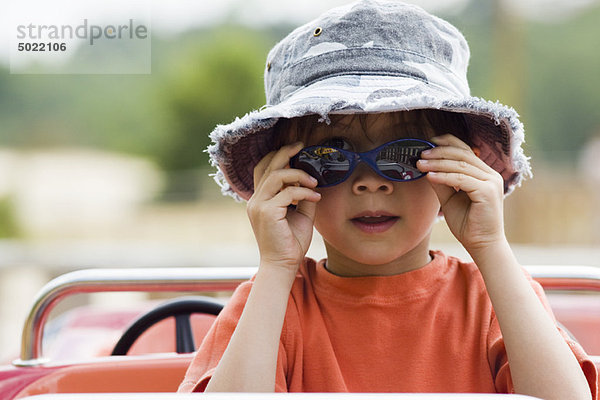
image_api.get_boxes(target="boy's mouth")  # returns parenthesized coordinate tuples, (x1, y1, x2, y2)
(350, 212, 399, 233)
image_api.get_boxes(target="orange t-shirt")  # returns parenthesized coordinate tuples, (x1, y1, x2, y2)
(179, 250, 597, 396)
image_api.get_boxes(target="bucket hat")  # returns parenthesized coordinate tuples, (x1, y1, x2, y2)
(208, 0, 531, 201)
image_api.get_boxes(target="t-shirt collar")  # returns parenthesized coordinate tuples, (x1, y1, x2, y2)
(308, 250, 450, 304)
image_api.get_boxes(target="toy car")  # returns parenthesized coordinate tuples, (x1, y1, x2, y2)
(0, 265, 598, 399)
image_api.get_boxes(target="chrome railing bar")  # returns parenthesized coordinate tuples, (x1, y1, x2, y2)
(14, 265, 599, 367)
(526, 265, 600, 290)
(14, 267, 256, 367)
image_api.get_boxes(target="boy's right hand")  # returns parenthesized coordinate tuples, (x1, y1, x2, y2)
(247, 142, 321, 273)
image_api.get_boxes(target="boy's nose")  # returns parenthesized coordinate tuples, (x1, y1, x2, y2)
(351, 163, 394, 194)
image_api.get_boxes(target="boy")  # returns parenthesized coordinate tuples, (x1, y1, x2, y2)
(179, 1, 597, 398)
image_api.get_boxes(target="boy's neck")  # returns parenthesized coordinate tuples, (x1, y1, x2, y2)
(322, 238, 433, 277)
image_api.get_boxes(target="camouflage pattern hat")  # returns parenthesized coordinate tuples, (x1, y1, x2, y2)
(208, 0, 532, 201)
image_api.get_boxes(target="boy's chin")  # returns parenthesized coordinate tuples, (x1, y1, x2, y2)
(322, 235, 433, 274)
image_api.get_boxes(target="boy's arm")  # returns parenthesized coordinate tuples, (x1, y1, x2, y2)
(418, 134, 593, 400)
(470, 240, 593, 400)
(204, 265, 296, 392)
(205, 142, 320, 392)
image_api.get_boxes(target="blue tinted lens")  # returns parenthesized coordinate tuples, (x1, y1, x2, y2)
(375, 139, 432, 181)
(291, 147, 350, 186)
(290, 139, 434, 186)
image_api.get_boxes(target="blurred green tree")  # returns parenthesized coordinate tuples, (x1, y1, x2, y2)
(160, 26, 270, 172)
(155, 26, 272, 199)
(525, 5, 600, 163)
(446, 1, 600, 165)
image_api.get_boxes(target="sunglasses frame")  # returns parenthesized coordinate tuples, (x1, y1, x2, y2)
(290, 138, 436, 187)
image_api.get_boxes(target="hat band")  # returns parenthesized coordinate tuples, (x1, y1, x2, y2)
(267, 47, 469, 105)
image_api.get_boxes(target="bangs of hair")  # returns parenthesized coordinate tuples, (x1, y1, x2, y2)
(272, 110, 470, 149)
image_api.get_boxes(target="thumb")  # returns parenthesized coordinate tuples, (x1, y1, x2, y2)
(427, 176, 456, 210)
(295, 197, 318, 222)
(288, 199, 318, 253)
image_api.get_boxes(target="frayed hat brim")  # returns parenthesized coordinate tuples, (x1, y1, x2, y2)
(208, 74, 531, 201)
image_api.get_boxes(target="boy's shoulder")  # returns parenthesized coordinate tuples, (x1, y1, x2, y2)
(441, 250, 483, 278)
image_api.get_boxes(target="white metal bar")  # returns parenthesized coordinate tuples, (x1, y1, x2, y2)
(14, 267, 256, 366)
(14, 265, 600, 366)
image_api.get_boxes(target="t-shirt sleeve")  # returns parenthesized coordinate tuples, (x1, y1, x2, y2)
(487, 273, 598, 399)
(177, 281, 289, 393)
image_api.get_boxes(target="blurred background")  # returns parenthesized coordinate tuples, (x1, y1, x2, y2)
(0, 0, 599, 361)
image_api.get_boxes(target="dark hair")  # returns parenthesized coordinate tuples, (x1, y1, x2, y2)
(272, 110, 470, 149)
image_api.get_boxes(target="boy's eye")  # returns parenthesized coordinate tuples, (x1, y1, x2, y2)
(318, 137, 354, 151)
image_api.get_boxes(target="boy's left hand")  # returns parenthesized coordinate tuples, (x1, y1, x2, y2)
(417, 134, 506, 253)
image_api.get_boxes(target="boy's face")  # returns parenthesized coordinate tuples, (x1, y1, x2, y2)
(306, 113, 441, 276)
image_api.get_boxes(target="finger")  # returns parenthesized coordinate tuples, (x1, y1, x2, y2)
(247, 185, 320, 224)
(260, 142, 304, 182)
(421, 143, 492, 174)
(295, 195, 318, 221)
(426, 171, 502, 202)
(253, 142, 305, 190)
(254, 169, 318, 202)
(427, 178, 457, 209)
(269, 186, 321, 209)
(417, 158, 491, 182)
(430, 134, 472, 150)
(429, 134, 486, 165)
(253, 151, 277, 190)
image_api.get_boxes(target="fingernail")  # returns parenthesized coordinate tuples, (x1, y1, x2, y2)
(421, 150, 431, 156)
(418, 159, 428, 164)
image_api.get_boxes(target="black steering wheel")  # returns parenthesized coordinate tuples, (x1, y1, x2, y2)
(111, 296, 224, 356)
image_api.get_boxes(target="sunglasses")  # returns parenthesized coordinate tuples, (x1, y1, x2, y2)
(290, 138, 436, 187)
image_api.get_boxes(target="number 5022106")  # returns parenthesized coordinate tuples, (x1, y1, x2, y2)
(18, 42, 66, 51)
